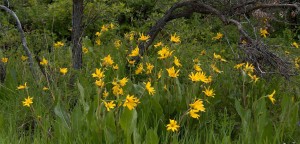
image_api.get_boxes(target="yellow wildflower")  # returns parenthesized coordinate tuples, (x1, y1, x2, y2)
(53, 41, 64, 48)
(173, 56, 182, 67)
(166, 119, 180, 132)
(206, 76, 212, 83)
(203, 86, 215, 97)
(295, 57, 300, 69)
(114, 40, 121, 48)
(59, 68, 68, 75)
(40, 57, 48, 66)
(112, 84, 124, 96)
(17, 82, 28, 90)
(292, 42, 299, 48)
(211, 63, 222, 73)
(260, 28, 269, 38)
(129, 31, 135, 41)
(110, 23, 115, 29)
(95, 32, 101, 37)
(135, 63, 143, 74)
(103, 90, 109, 98)
(146, 62, 154, 74)
(212, 32, 223, 40)
(102, 54, 114, 66)
(21, 55, 28, 61)
(92, 68, 105, 79)
(127, 59, 136, 66)
(194, 64, 202, 72)
(82, 47, 89, 54)
(166, 66, 179, 78)
(101, 25, 109, 32)
(268, 90, 276, 104)
(234, 63, 245, 69)
(213, 53, 227, 62)
(22, 96, 33, 107)
(104, 101, 116, 111)
(158, 46, 174, 59)
(95, 79, 105, 88)
(285, 51, 290, 55)
(129, 47, 139, 57)
(96, 39, 101, 46)
(189, 99, 205, 112)
(170, 33, 181, 43)
(138, 33, 150, 41)
(248, 73, 259, 83)
(145, 81, 155, 95)
(113, 64, 119, 70)
(154, 42, 163, 48)
(157, 69, 162, 79)
(243, 62, 254, 74)
(188, 72, 201, 82)
(119, 77, 128, 87)
(241, 40, 247, 44)
(189, 109, 200, 119)
(1, 57, 8, 63)
(123, 95, 140, 110)
(189, 71, 209, 83)
(43, 86, 49, 91)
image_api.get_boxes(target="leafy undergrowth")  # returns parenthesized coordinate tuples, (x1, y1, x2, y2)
(0, 18, 300, 143)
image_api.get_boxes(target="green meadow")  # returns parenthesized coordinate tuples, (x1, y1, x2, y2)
(0, 0, 300, 143)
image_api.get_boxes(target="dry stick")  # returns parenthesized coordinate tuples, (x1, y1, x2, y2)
(246, 3, 300, 14)
(0, 5, 37, 80)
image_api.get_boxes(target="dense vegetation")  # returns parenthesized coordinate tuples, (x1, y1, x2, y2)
(0, 0, 300, 143)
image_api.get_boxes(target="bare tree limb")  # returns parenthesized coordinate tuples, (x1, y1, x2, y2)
(0, 5, 37, 79)
(245, 3, 300, 14)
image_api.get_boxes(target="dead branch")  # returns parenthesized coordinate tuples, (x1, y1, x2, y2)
(0, 5, 37, 79)
(245, 3, 300, 15)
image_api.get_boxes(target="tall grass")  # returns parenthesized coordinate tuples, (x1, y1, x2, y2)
(0, 17, 299, 143)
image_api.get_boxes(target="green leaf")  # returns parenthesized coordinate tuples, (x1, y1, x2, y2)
(119, 108, 137, 144)
(54, 102, 70, 130)
(104, 112, 117, 144)
(175, 78, 182, 101)
(144, 129, 159, 144)
(133, 83, 144, 95)
(77, 81, 90, 114)
(149, 98, 163, 117)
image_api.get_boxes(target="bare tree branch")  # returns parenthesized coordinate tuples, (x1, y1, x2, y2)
(0, 5, 37, 79)
(246, 3, 300, 14)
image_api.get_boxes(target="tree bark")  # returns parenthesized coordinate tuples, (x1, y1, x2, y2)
(72, 0, 83, 69)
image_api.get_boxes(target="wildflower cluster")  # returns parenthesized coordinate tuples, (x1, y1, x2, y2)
(95, 23, 116, 46)
(234, 62, 259, 83)
(17, 82, 33, 107)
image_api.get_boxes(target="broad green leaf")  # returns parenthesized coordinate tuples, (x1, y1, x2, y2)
(104, 112, 117, 144)
(119, 108, 137, 144)
(144, 129, 159, 144)
(77, 81, 90, 114)
(54, 102, 70, 130)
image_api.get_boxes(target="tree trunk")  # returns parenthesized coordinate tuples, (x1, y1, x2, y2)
(72, 0, 83, 69)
